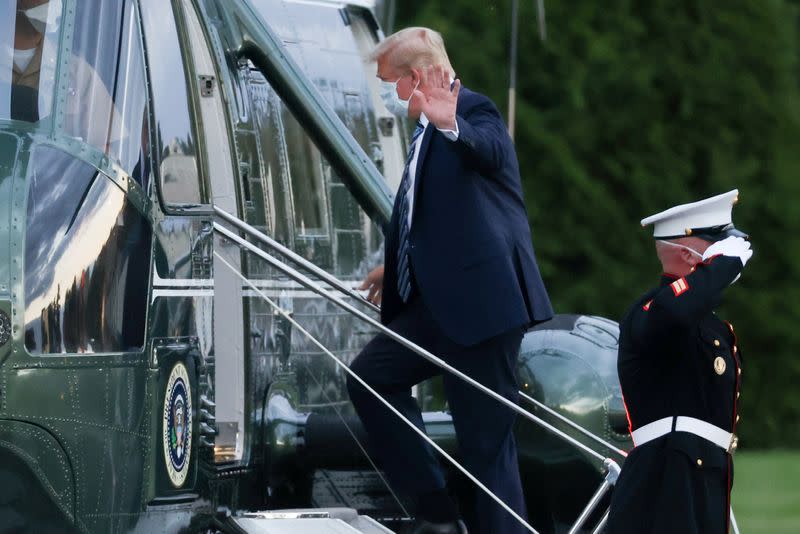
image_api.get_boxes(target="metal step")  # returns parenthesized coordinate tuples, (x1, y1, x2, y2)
(311, 469, 411, 518)
(229, 508, 394, 534)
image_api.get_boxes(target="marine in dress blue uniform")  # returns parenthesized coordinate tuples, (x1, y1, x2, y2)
(607, 190, 752, 533)
(346, 27, 553, 534)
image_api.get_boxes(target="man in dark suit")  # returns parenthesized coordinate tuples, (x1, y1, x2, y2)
(607, 190, 751, 533)
(347, 27, 553, 534)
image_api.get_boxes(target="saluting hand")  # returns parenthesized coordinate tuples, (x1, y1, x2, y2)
(414, 65, 460, 131)
(702, 236, 753, 285)
(702, 236, 753, 267)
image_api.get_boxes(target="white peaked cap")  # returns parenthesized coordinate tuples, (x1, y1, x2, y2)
(641, 190, 746, 241)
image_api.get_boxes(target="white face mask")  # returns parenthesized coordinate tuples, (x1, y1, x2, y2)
(658, 240, 704, 259)
(13, 47, 37, 71)
(19, 2, 60, 34)
(378, 77, 419, 117)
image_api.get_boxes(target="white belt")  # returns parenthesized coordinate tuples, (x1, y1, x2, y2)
(631, 416, 738, 453)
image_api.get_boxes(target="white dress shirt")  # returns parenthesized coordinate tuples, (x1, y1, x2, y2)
(405, 113, 459, 227)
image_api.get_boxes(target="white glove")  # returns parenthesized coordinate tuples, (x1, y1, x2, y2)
(702, 236, 753, 267)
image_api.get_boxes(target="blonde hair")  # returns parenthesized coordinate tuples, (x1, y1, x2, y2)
(368, 27, 454, 77)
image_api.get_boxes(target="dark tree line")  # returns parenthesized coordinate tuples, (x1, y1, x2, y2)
(396, 0, 800, 448)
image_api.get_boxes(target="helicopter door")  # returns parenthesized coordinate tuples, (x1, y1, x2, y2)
(175, 0, 247, 464)
(141, 0, 212, 498)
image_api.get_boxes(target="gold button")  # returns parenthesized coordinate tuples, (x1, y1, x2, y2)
(734, 346, 738, 354)
(737, 392, 740, 399)
(738, 368, 742, 376)
(697, 459, 703, 467)
(714, 340, 721, 347)
(714, 357, 726, 375)
(685, 228, 693, 236)
(736, 415, 740, 423)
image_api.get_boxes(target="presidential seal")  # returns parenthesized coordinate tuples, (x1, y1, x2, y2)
(162, 362, 192, 487)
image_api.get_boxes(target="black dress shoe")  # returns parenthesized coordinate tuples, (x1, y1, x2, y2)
(408, 518, 468, 534)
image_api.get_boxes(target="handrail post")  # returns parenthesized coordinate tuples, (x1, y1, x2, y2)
(591, 510, 609, 534)
(567, 459, 620, 534)
(730, 509, 740, 534)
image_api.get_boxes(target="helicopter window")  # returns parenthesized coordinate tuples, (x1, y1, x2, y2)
(243, 64, 334, 270)
(0, 1, 152, 187)
(24, 145, 152, 355)
(0, 1, 61, 123)
(249, 78, 292, 249)
(283, 110, 330, 238)
(62, 0, 150, 184)
(244, 3, 387, 279)
(140, 0, 204, 207)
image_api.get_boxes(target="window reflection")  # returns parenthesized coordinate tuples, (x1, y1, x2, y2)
(24, 146, 151, 354)
(65, 0, 148, 176)
(1, 1, 152, 187)
(242, 4, 385, 279)
(0, 0, 61, 122)
(139, 0, 203, 205)
(249, 73, 292, 246)
(282, 110, 329, 237)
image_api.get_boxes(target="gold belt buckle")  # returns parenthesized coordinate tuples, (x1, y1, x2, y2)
(727, 434, 739, 454)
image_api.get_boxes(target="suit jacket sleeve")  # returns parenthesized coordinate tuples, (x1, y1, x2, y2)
(641, 256, 743, 340)
(453, 98, 510, 174)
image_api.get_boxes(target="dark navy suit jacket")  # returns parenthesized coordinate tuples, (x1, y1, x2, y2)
(381, 87, 553, 346)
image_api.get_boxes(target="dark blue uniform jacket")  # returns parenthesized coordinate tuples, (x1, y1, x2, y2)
(608, 255, 744, 534)
(380, 87, 553, 347)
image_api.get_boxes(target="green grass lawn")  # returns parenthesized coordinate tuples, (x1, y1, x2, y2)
(732, 450, 800, 533)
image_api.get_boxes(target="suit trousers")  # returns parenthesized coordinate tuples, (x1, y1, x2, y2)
(347, 295, 529, 534)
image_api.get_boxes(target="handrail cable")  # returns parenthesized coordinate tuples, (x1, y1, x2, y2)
(214, 252, 539, 533)
(215, 220, 608, 463)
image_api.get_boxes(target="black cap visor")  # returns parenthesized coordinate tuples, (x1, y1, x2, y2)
(655, 224, 749, 242)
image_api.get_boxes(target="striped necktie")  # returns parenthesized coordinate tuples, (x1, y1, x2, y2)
(396, 121, 425, 303)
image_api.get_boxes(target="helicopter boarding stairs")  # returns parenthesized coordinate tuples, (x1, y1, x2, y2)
(213, 207, 741, 534)
(226, 508, 393, 533)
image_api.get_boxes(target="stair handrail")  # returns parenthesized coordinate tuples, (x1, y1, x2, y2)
(214, 206, 380, 314)
(214, 209, 626, 532)
(213, 209, 743, 534)
(216, 208, 627, 457)
(215, 251, 539, 533)
(215, 220, 610, 464)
